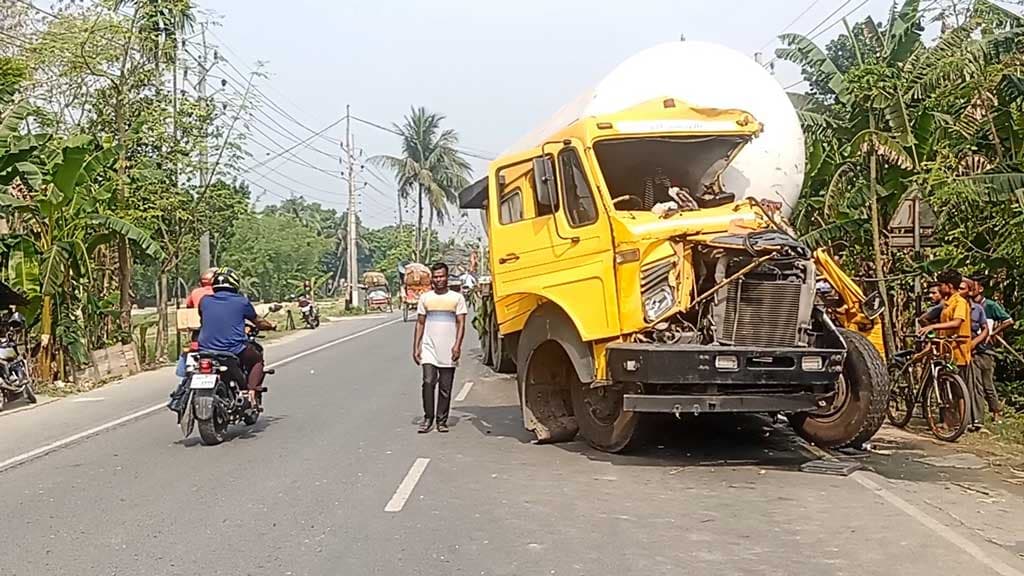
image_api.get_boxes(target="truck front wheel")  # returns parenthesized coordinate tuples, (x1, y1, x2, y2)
(570, 380, 644, 453)
(789, 328, 890, 449)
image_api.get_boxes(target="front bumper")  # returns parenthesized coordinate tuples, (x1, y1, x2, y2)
(606, 342, 845, 413)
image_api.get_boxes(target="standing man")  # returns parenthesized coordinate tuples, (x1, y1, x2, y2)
(961, 278, 989, 429)
(413, 262, 468, 434)
(973, 277, 1013, 420)
(918, 282, 944, 327)
(919, 269, 973, 428)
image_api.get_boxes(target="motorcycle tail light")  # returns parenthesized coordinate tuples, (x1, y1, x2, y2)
(198, 359, 214, 374)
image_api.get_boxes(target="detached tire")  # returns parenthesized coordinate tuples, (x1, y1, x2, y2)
(789, 328, 889, 448)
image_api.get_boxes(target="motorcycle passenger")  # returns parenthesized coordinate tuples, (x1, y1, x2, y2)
(198, 268, 274, 404)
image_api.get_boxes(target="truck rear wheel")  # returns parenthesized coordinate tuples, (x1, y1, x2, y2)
(789, 328, 889, 448)
(570, 380, 644, 453)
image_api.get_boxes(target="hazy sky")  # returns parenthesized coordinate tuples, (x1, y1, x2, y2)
(206, 0, 905, 236)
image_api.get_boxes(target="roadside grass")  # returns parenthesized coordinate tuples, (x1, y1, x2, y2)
(991, 408, 1024, 446)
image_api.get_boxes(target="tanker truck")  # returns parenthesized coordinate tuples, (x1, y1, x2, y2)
(460, 41, 889, 453)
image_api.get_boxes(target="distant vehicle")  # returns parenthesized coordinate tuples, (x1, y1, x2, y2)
(298, 296, 320, 329)
(362, 271, 394, 313)
(401, 263, 431, 322)
(0, 310, 35, 409)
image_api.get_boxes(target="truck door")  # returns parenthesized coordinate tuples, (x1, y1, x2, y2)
(489, 143, 619, 340)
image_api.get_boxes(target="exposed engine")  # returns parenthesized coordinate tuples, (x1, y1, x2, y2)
(636, 229, 826, 349)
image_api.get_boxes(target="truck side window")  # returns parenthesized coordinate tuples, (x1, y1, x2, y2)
(558, 148, 598, 227)
(499, 188, 524, 224)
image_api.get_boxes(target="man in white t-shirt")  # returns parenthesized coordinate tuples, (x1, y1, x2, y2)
(413, 262, 468, 433)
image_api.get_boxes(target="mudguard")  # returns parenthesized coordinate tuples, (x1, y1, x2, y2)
(516, 302, 595, 384)
(193, 392, 215, 421)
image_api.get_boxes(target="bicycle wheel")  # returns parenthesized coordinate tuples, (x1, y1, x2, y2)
(923, 372, 970, 442)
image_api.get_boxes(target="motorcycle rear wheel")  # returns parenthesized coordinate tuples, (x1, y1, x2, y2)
(23, 382, 36, 404)
(197, 412, 228, 445)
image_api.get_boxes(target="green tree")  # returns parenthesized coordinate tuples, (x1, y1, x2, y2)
(219, 212, 331, 302)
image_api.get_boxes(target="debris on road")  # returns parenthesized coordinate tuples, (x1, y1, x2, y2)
(917, 453, 987, 470)
(799, 459, 863, 476)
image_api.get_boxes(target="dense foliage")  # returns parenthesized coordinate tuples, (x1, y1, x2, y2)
(779, 0, 1024, 407)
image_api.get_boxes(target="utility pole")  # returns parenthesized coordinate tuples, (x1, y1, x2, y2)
(345, 104, 359, 309)
(197, 22, 211, 276)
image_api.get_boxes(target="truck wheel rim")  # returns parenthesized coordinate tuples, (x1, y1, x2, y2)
(810, 374, 850, 421)
(581, 385, 621, 426)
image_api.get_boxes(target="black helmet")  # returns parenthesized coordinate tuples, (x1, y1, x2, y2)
(211, 267, 241, 292)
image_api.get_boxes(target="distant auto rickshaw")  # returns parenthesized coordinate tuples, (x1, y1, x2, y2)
(401, 263, 431, 322)
(362, 271, 393, 313)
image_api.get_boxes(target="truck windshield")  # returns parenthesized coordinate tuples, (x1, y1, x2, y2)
(593, 136, 747, 212)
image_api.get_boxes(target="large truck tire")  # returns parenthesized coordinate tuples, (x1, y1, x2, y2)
(570, 380, 645, 453)
(789, 328, 890, 449)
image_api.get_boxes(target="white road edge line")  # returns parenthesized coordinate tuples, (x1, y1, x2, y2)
(454, 381, 474, 402)
(0, 317, 401, 473)
(384, 458, 430, 512)
(794, 438, 1022, 575)
(851, 472, 1024, 576)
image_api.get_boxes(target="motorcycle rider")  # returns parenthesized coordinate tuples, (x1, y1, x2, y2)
(168, 268, 218, 414)
(198, 268, 275, 405)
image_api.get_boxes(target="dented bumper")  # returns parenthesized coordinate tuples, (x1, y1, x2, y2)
(606, 342, 844, 413)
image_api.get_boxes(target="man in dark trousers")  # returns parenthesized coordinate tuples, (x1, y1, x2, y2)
(972, 277, 1014, 420)
(412, 262, 467, 433)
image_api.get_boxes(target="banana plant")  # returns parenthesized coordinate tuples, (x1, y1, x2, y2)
(0, 134, 163, 380)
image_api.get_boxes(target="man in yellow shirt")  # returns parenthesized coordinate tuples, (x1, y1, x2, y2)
(919, 270, 975, 428)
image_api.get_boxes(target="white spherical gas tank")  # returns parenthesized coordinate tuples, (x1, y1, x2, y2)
(511, 41, 805, 216)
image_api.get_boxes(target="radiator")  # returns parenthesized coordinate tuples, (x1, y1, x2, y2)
(718, 279, 804, 347)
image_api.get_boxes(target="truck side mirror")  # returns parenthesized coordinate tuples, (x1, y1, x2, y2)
(533, 156, 558, 212)
(862, 291, 884, 320)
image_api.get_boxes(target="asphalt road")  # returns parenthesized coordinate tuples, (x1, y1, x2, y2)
(1, 314, 1023, 575)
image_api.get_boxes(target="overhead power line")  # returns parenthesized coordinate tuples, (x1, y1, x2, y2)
(350, 115, 496, 161)
(757, 0, 824, 52)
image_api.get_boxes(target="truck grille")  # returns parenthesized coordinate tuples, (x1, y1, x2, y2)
(641, 259, 674, 296)
(719, 280, 802, 347)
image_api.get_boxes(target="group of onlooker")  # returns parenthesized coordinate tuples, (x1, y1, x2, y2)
(917, 270, 1014, 430)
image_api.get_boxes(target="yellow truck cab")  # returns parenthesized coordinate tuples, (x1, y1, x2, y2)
(460, 49, 888, 454)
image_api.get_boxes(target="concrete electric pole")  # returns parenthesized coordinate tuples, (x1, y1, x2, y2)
(197, 22, 211, 275)
(345, 105, 359, 309)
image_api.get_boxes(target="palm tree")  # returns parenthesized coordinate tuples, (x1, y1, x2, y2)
(370, 107, 471, 263)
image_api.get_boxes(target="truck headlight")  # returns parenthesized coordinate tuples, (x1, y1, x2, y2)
(643, 286, 675, 322)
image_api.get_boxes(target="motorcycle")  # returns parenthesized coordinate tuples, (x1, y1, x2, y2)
(298, 296, 320, 329)
(0, 312, 35, 409)
(178, 315, 276, 446)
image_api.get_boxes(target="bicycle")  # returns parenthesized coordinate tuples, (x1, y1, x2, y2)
(886, 334, 971, 442)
